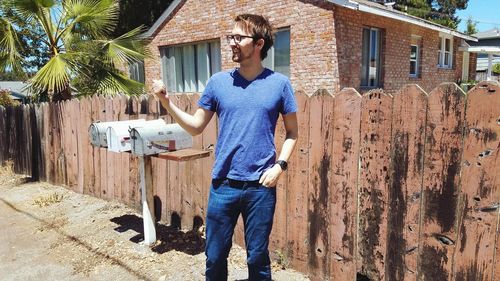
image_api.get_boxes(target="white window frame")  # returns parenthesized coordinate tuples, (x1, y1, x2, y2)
(361, 27, 381, 88)
(160, 40, 221, 93)
(129, 61, 145, 83)
(410, 44, 419, 77)
(438, 34, 453, 69)
(262, 28, 291, 77)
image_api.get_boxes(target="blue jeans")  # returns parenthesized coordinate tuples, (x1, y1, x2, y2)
(205, 178, 276, 281)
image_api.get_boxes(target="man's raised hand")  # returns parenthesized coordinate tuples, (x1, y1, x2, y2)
(152, 79, 169, 105)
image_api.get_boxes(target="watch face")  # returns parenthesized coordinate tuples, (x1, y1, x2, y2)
(277, 160, 287, 171)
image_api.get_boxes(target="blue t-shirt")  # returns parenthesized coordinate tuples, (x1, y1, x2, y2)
(198, 68, 297, 181)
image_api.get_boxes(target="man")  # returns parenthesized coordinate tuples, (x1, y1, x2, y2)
(153, 14, 298, 281)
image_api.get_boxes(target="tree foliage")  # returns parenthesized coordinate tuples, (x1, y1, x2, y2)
(394, 0, 469, 29)
(464, 16, 478, 35)
(0, 0, 150, 101)
(112, 0, 173, 37)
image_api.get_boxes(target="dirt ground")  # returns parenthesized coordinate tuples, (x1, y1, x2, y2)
(0, 164, 309, 281)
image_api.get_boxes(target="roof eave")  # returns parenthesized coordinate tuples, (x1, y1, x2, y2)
(144, 0, 183, 39)
(458, 46, 500, 55)
(328, 0, 477, 42)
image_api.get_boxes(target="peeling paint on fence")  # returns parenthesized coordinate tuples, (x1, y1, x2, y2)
(1, 82, 499, 281)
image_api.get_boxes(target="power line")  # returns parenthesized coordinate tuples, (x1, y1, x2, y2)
(474, 20, 500, 26)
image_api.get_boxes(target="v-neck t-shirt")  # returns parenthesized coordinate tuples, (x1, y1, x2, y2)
(197, 68, 297, 181)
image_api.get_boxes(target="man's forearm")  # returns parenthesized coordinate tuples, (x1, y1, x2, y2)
(160, 99, 210, 136)
(277, 133, 298, 162)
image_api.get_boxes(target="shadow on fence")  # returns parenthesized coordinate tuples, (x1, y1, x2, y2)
(1, 81, 499, 281)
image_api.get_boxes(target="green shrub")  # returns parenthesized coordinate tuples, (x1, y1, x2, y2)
(0, 89, 20, 107)
(493, 63, 500, 75)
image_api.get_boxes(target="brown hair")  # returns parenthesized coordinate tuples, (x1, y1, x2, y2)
(234, 14, 273, 60)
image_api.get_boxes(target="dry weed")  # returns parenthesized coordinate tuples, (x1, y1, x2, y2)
(0, 160, 29, 186)
(33, 192, 64, 207)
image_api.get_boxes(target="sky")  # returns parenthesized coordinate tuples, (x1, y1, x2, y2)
(456, 0, 500, 33)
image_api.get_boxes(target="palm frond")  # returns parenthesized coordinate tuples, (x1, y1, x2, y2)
(5, 0, 55, 25)
(61, 0, 118, 41)
(98, 26, 151, 66)
(0, 17, 24, 73)
(97, 71, 144, 96)
(30, 53, 72, 94)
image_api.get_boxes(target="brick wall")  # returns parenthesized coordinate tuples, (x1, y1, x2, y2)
(145, 0, 338, 96)
(145, 1, 471, 96)
(334, 6, 465, 93)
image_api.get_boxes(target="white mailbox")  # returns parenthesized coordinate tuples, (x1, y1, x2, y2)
(89, 119, 146, 148)
(106, 120, 148, 152)
(130, 119, 192, 156)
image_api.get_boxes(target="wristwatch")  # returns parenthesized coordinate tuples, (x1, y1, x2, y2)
(275, 160, 288, 171)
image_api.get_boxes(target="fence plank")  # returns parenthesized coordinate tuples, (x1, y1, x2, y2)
(59, 101, 70, 186)
(0, 106, 5, 164)
(307, 90, 334, 280)
(387, 84, 428, 281)
(453, 81, 500, 281)
(269, 111, 288, 258)
(118, 95, 130, 204)
(201, 96, 217, 230)
(286, 91, 310, 272)
(177, 94, 193, 230)
(30, 104, 42, 180)
(75, 99, 84, 193)
(329, 88, 361, 281)
(103, 97, 115, 199)
(91, 95, 102, 197)
(160, 100, 173, 225)
(189, 94, 204, 230)
(42, 102, 50, 182)
(417, 83, 466, 281)
(23, 105, 32, 176)
(98, 96, 108, 199)
(68, 100, 80, 190)
(80, 97, 93, 195)
(110, 95, 122, 201)
(128, 96, 141, 210)
(10, 106, 19, 172)
(51, 102, 62, 184)
(357, 89, 393, 281)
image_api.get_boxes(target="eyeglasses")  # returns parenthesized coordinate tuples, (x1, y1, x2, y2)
(226, 34, 255, 44)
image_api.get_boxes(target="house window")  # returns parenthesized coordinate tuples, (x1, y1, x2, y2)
(263, 28, 290, 77)
(160, 40, 221, 92)
(129, 61, 145, 83)
(361, 27, 381, 88)
(410, 36, 421, 78)
(438, 35, 453, 68)
(410, 45, 419, 76)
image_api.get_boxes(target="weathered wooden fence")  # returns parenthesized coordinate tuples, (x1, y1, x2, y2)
(0, 82, 499, 281)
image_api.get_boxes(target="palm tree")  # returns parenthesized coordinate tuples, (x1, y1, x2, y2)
(0, 0, 148, 101)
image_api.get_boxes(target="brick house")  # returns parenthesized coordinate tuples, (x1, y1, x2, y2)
(142, 0, 477, 95)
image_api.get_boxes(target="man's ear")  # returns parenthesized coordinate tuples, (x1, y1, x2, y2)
(255, 38, 264, 50)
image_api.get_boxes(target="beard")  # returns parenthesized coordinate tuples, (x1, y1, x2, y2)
(231, 47, 253, 63)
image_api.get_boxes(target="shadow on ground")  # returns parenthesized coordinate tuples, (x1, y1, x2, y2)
(110, 214, 205, 255)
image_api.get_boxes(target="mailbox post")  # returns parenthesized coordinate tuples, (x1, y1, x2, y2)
(138, 155, 156, 245)
(89, 118, 210, 247)
(130, 119, 193, 245)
